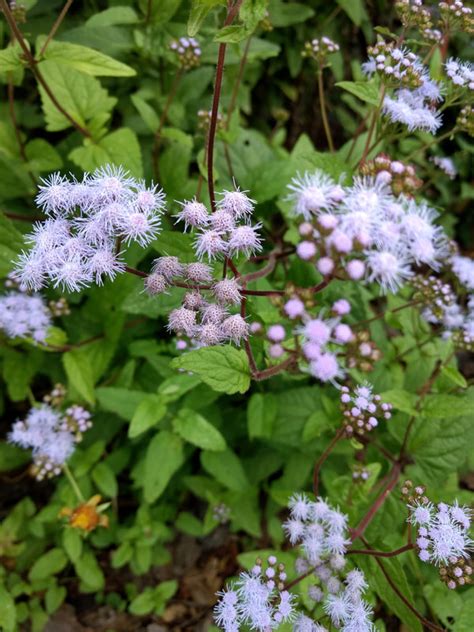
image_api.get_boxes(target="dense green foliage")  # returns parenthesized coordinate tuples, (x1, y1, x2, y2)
(0, 1, 473, 630)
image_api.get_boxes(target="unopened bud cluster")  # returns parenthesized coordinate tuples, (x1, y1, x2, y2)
(439, 555, 472, 590)
(401, 480, 430, 505)
(170, 37, 201, 69)
(360, 154, 423, 196)
(395, 0, 433, 32)
(366, 40, 424, 88)
(345, 330, 382, 372)
(49, 297, 71, 317)
(457, 105, 474, 136)
(302, 36, 339, 65)
(412, 274, 456, 319)
(439, 0, 474, 33)
(43, 383, 67, 407)
(197, 109, 224, 132)
(352, 465, 370, 482)
(340, 383, 392, 437)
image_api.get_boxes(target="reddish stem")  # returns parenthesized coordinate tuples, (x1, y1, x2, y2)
(312, 427, 345, 496)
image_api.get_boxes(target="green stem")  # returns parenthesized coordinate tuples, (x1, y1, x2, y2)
(63, 463, 85, 503)
(317, 68, 334, 152)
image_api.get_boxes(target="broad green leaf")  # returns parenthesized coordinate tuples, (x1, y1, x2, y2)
(454, 597, 474, 631)
(158, 374, 201, 401)
(25, 139, 63, 172)
(128, 394, 167, 438)
(336, 0, 368, 25)
(171, 346, 251, 394)
(96, 387, 146, 420)
(74, 551, 105, 591)
(188, 0, 225, 36)
(87, 6, 139, 27)
(269, 0, 314, 27)
(0, 42, 25, 73)
(152, 230, 195, 262)
(69, 127, 143, 178)
(247, 393, 277, 439)
(144, 431, 185, 502)
(131, 94, 159, 132)
(173, 408, 226, 451)
(380, 389, 419, 416)
(0, 209, 25, 253)
(63, 350, 96, 405)
(37, 60, 116, 132)
(201, 449, 249, 491)
(92, 462, 118, 497)
(0, 441, 30, 472)
(421, 392, 473, 418)
(138, 0, 182, 23)
(214, 24, 250, 43)
(38, 38, 136, 77)
(0, 584, 16, 632)
(240, 0, 268, 31)
(358, 557, 422, 632)
(62, 528, 83, 563)
(29, 548, 68, 581)
(336, 80, 381, 106)
(409, 414, 473, 484)
(441, 365, 467, 388)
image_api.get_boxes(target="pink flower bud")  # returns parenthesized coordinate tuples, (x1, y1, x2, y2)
(267, 324, 286, 342)
(346, 259, 365, 280)
(317, 257, 335, 276)
(296, 241, 317, 260)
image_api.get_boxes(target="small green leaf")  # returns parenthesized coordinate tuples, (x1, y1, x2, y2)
(96, 387, 146, 420)
(63, 351, 96, 405)
(188, 0, 225, 36)
(38, 38, 136, 77)
(441, 366, 467, 389)
(171, 346, 251, 394)
(74, 551, 105, 591)
(25, 139, 63, 172)
(45, 584, 66, 614)
(87, 6, 139, 27)
(336, 80, 381, 106)
(129, 394, 167, 438)
(0, 441, 30, 472)
(29, 548, 68, 581)
(214, 24, 250, 43)
(247, 393, 277, 439)
(62, 528, 83, 563)
(336, 0, 368, 25)
(0, 584, 16, 632)
(173, 408, 227, 451)
(129, 588, 156, 615)
(201, 449, 249, 491)
(380, 389, 419, 416)
(0, 42, 25, 73)
(92, 462, 118, 497)
(131, 94, 159, 132)
(144, 431, 185, 503)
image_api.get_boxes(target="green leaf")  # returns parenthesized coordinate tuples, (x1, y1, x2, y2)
(96, 387, 146, 420)
(441, 365, 467, 389)
(152, 230, 195, 262)
(128, 588, 156, 615)
(45, 584, 66, 614)
(37, 60, 116, 133)
(87, 6, 139, 27)
(336, 80, 381, 106)
(173, 408, 227, 451)
(269, 0, 314, 27)
(74, 551, 105, 591)
(144, 431, 185, 502)
(171, 346, 251, 394)
(138, 0, 182, 23)
(358, 557, 422, 632)
(131, 94, 159, 132)
(69, 127, 143, 179)
(29, 548, 68, 581)
(0, 584, 16, 632)
(62, 528, 83, 563)
(336, 0, 368, 25)
(214, 24, 250, 43)
(188, 0, 225, 36)
(0, 441, 30, 472)
(201, 449, 249, 491)
(247, 393, 277, 439)
(38, 38, 136, 77)
(380, 389, 419, 416)
(128, 394, 167, 438)
(25, 139, 63, 172)
(0, 42, 25, 73)
(92, 462, 118, 497)
(63, 351, 96, 405)
(421, 392, 473, 418)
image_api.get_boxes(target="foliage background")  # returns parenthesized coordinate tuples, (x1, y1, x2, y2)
(0, 0, 473, 630)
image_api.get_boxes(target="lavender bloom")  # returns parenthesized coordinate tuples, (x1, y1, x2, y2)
(0, 291, 52, 342)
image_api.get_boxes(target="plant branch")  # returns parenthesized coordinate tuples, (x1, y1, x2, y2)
(313, 427, 345, 496)
(348, 543, 414, 558)
(317, 68, 334, 152)
(39, 0, 73, 57)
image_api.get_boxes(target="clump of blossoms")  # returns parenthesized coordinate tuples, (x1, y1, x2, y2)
(395, 0, 433, 32)
(287, 169, 449, 294)
(404, 483, 473, 589)
(169, 36, 201, 69)
(363, 39, 425, 88)
(0, 291, 52, 343)
(8, 403, 92, 480)
(457, 104, 474, 136)
(214, 494, 374, 632)
(360, 154, 423, 196)
(430, 155, 458, 179)
(445, 58, 474, 91)
(302, 36, 340, 65)
(15, 165, 165, 292)
(340, 383, 392, 438)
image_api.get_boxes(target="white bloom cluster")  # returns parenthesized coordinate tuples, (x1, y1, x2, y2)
(284, 494, 375, 632)
(382, 82, 443, 133)
(445, 58, 474, 91)
(15, 166, 165, 292)
(340, 383, 392, 437)
(287, 170, 449, 294)
(451, 254, 474, 291)
(214, 557, 295, 631)
(0, 291, 51, 342)
(8, 403, 92, 480)
(175, 188, 262, 260)
(409, 500, 472, 566)
(430, 156, 457, 179)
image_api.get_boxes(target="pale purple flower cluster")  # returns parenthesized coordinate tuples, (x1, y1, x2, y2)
(15, 166, 165, 292)
(430, 156, 457, 179)
(0, 291, 51, 343)
(445, 58, 474, 91)
(214, 557, 295, 631)
(175, 188, 262, 260)
(8, 403, 92, 480)
(409, 500, 473, 566)
(284, 494, 375, 632)
(340, 383, 392, 437)
(287, 170, 449, 293)
(451, 255, 474, 291)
